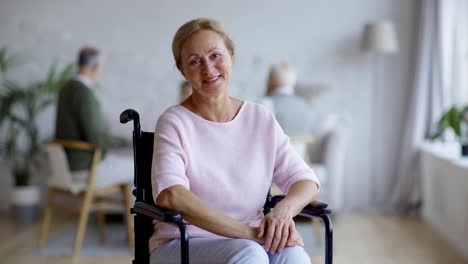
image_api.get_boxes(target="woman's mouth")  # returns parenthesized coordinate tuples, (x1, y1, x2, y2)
(203, 75, 221, 84)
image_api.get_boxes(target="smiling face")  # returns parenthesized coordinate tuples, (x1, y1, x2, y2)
(180, 30, 233, 99)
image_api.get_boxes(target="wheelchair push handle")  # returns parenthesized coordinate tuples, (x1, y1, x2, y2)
(120, 109, 141, 133)
(120, 109, 139, 123)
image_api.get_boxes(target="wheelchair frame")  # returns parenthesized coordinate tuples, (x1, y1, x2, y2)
(120, 109, 333, 264)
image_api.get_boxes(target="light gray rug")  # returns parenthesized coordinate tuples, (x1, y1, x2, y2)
(35, 223, 132, 257)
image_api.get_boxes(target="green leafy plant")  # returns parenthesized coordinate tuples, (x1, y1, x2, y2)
(0, 47, 74, 186)
(431, 105, 468, 141)
(0, 47, 22, 74)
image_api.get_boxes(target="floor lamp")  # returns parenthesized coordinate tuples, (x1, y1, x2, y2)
(360, 21, 399, 205)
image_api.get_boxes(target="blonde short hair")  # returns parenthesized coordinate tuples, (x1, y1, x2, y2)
(172, 18, 235, 70)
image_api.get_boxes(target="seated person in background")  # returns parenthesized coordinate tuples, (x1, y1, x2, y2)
(151, 18, 319, 264)
(54, 46, 132, 187)
(265, 62, 314, 137)
(179, 80, 192, 102)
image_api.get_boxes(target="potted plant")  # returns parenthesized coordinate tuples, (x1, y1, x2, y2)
(0, 47, 73, 223)
(431, 105, 468, 156)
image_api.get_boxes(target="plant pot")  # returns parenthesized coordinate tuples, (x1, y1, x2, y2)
(11, 185, 40, 224)
(462, 144, 468, 156)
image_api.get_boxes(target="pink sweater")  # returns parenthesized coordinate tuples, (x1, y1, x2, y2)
(149, 101, 319, 252)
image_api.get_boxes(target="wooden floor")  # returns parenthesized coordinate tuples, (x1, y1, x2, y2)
(0, 213, 465, 264)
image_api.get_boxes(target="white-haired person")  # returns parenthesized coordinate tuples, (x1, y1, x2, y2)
(150, 18, 320, 264)
(265, 62, 314, 137)
(55, 46, 133, 187)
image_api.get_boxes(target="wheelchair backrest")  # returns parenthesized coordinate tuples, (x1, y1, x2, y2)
(133, 131, 157, 206)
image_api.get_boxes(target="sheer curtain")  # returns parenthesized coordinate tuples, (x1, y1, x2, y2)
(388, 0, 467, 214)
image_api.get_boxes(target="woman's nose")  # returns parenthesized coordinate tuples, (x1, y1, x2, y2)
(202, 59, 214, 73)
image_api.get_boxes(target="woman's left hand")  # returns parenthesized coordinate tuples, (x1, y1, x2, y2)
(258, 204, 297, 253)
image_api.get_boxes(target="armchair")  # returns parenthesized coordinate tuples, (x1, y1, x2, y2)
(38, 140, 134, 258)
(306, 113, 349, 212)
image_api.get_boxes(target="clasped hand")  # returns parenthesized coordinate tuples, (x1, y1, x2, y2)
(254, 205, 304, 253)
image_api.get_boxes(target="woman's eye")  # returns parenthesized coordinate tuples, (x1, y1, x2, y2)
(211, 53, 221, 59)
(190, 59, 200, 65)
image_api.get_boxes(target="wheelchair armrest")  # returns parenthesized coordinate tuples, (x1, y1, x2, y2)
(131, 201, 183, 223)
(270, 195, 331, 215)
(301, 201, 332, 216)
(132, 201, 190, 263)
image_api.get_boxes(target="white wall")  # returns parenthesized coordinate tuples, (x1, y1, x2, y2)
(420, 142, 468, 261)
(0, 0, 418, 212)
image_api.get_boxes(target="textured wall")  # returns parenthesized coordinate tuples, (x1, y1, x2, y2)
(0, 0, 418, 211)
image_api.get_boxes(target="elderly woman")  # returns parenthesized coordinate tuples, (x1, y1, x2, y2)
(150, 18, 320, 264)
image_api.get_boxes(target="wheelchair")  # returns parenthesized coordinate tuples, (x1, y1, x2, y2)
(120, 109, 333, 264)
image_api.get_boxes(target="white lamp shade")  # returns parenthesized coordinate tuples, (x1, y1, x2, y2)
(361, 21, 399, 54)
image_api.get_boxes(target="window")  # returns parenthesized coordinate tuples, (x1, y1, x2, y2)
(442, 0, 468, 105)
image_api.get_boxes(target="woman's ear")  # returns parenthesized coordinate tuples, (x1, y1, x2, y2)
(229, 50, 235, 63)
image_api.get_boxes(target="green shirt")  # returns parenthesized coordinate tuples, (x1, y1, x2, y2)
(54, 79, 108, 171)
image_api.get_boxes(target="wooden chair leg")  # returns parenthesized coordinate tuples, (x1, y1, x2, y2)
(312, 218, 323, 244)
(97, 208, 106, 242)
(38, 189, 54, 247)
(121, 184, 134, 249)
(72, 190, 93, 259)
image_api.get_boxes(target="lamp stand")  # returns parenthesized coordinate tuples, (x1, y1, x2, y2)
(369, 54, 381, 207)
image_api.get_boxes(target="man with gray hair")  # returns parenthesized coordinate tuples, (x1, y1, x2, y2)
(55, 46, 131, 181)
(265, 62, 314, 137)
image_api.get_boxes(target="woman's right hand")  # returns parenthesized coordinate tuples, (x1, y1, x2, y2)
(285, 228, 304, 247)
(249, 226, 304, 249)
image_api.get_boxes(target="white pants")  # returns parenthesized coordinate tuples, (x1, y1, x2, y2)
(150, 238, 311, 264)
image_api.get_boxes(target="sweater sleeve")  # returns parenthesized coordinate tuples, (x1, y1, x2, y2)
(151, 113, 190, 202)
(272, 118, 320, 194)
(76, 87, 105, 148)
